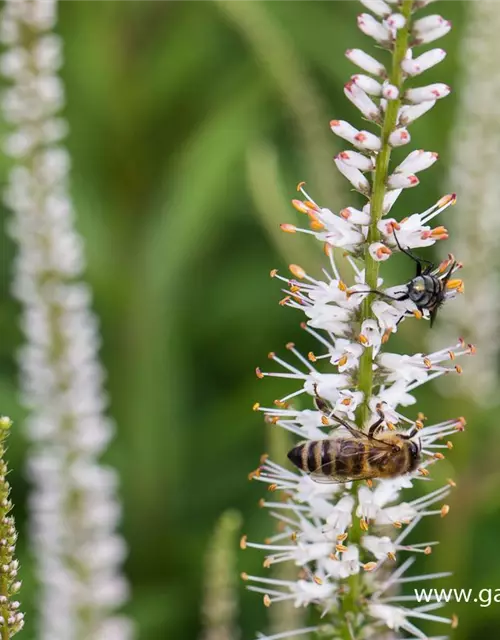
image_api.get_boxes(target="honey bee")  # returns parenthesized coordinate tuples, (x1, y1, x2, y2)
(288, 393, 421, 483)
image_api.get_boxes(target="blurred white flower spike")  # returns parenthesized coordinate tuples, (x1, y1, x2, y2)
(0, 1, 133, 639)
(244, 2, 471, 639)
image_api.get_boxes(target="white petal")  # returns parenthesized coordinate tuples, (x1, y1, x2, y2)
(345, 48, 386, 76)
(329, 119, 359, 145)
(369, 242, 392, 262)
(337, 150, 375, 172)
(412, 14, 448, 33)
(359, 0, 392, 18)
(357, 13, 391, 44)
(339, 206, 371, 225)
(383, 188, 403, 214)
(401, 48, 446, 76)
(398, 101, 436, 125)
(385, 13, 406, 30)
(352, 129, 382, 152)
(334, 158, 371, 195)
(387, 173, 419, 189)
(405, 83, 451, 103)
(395, 150, 438, 174)
(344, 80, 381, 121)
(382, 82, 399, 100)
(352, 73, 382, 96)
(415, 23, 452, 45)
(389, 128, 411, 147)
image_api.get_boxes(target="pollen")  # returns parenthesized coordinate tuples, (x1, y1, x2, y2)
(335, 544, 348, 553)
(268, 484, 277, 492)
(337, 354, 348, 367)
(363, 562, 377, 572)
(448, 478, 457, 487)
(308, 351, 317, 362)
(263, 595, 272, 607)
(423, 357, 432, 369)
(387, 552, 396, 561)
(437, 193, 456, 208)
(337, 533, 348, 542)
(338, 280, 348, 292)
(455, 365, 463, 374)
(292, 199, 309, 214)
(424, 546, 432, 555)
(310, 219, 325, 231)
(240, 572, 249, 580)
(269, 269, 278, 278)
(413, 310, 423, 320)
(360, 518, 369, 531)
(248, 469, 260, 481)
(313, 575, 323, 585)
(279, 296, 291, 306)
(366, 478, 374, 487)
(255, 367, 264, 379)
(289, 264, 306, 279)
(321, 415, 330, 426)
(240, 536, 248, 550)
(446, 278, 463, 291)
(418, 467, 430, 477)
(280, 223, 297, 233)
(451, 614, 459, 629)
(358, 334, 369, 345)
(296, 181, 306, 192)
(252, 402, 260, 411)
(260, 453, 269, 464)
(434, 453, 445, 460)
(263, 558, 272, 568)
(376, 245, 392, 259)
(440, 504, 450, 518)
(415, 420, 424, 430)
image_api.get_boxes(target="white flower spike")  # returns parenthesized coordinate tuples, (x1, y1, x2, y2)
(0, 1, 132, 639)
(244, 2, 467, 640)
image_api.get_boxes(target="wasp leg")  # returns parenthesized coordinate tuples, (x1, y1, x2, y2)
(393, 229, 434, 276)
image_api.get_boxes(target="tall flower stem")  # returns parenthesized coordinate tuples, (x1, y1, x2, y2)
(358, 0, 414, 428)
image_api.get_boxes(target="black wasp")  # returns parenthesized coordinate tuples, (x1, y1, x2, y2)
(371, 230, 460, 327)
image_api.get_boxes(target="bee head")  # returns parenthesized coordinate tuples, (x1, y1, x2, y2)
(407, 438, 421, 471)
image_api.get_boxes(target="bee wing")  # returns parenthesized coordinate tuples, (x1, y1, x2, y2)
(309, 440, 391, 484)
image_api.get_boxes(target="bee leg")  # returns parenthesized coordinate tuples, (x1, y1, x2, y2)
(368, 416, 385, 438)
(313, 383, 335, 416)
(400, 426, 419, 439)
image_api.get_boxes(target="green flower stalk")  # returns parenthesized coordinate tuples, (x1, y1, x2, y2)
(0, 417, 24, 639)
(242, 2, 473, 639)
(201, 510, 242, 640)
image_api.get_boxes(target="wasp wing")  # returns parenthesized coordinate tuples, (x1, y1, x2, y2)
(309, 438, 391, 484)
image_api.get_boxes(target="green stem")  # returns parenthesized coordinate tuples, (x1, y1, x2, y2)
(357, 0, 414, 430)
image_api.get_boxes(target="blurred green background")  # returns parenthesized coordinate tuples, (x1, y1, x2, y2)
(1, 1, 499, 639)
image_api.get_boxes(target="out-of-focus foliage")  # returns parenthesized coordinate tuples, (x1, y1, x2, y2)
(2, 2, 500, 639)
